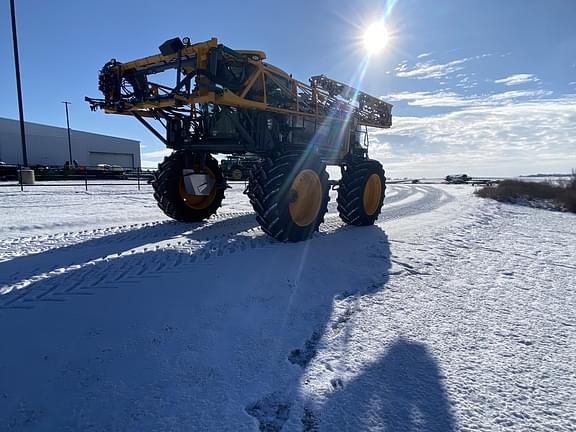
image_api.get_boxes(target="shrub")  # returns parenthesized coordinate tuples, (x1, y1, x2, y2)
(476, 180, 557, 200)
(476, 177, 576, 213)
(558, 189, 576, 212)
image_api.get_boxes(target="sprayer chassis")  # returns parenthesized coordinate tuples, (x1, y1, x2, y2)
(86, 37, 393, 241)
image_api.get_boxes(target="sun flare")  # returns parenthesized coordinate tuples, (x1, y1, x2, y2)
(363, 22, 388, 54)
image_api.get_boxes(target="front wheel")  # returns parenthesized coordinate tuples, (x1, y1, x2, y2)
(337, 159, 386, 226)
(152, 152, 225, 222)
(248, 153, 330, 242)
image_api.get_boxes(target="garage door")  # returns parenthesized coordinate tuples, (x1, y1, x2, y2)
(89, 152, 135, 168)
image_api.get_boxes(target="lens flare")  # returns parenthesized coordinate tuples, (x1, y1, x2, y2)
(363, 22, 388, 54)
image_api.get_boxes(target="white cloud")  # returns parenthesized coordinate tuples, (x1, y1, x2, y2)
(395, 54, 492, 80)
(385, 89, 552, 108)
(368, 95, 576, 177)
(486, 90, 550, 102)
(494, 74, 539, 86)
(417, 52, 432, 59)
(396, 58, 469, 79)
(386, 91, 471, 107)
(395, 62, 408, 73)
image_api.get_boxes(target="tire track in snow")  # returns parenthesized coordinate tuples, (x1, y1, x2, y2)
(0, 210, 254, 262)
(0, 186, 451, 310)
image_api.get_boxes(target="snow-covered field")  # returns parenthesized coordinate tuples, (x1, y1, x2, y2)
(0, 182, 575, 431)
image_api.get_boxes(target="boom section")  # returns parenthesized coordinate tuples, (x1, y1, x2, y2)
(86, 37, 392, 129)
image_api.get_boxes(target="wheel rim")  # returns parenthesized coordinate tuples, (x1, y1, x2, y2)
(179, 167, 218, 210)
(231, 169, 242, 180)
(363, 174, 382, 216)
(288, 169, 322, 227)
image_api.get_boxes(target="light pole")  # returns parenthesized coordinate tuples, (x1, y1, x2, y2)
(62, 101, 72, 164)
(9, 0, 28, 167)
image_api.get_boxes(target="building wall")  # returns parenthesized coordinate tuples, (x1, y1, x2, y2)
(0, 117, 141, 168)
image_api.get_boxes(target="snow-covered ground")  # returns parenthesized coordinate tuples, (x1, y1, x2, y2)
(0, 182, 574, 431)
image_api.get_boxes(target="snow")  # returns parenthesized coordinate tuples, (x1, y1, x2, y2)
(0, 182, 575, 431)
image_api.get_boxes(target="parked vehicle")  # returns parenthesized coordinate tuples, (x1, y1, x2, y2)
(445, 174, 470, 184)
(0, 161, 18, 181)
(220, 155, 261, 180)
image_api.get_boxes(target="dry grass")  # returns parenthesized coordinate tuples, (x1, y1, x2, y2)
(476, 174, 576, 213)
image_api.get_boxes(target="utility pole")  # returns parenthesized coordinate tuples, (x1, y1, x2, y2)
(62, 101, 72, 164)
(9, 0, 28, 167)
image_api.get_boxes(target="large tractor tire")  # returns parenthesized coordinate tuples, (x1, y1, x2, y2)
(152, 152, 225, 222)
(248, 153, 329, 242)
(337, 159, 386, 226)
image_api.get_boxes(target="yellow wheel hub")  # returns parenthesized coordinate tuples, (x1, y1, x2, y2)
(363, 173, 382, 216)
(288, 169, 322, 227)
(231, 169, 243, 180)
(179, 168, 217, 210)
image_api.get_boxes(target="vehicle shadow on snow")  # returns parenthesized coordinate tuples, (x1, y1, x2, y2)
(313, 337, 456, 431)
(0, 216, 455, 431)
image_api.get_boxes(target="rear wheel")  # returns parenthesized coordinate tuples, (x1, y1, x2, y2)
(248, 153, 329, 242)
(152, 152, 225, 222)
(337, 159, 386, 226)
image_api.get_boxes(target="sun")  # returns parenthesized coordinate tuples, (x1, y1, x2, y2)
(363, 22, 388, 54)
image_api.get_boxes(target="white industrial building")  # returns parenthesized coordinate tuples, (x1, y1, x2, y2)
(0, 117, 141, 168)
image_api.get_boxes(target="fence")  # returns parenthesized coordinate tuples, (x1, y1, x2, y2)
(0, 165, 158, 191)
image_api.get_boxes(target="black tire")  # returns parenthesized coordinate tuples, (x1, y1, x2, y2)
(337, 159, 386, 226)
(152, 152, 224, 222)
(248, 153, 329, 242)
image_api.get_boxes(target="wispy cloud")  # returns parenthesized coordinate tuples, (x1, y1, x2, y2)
(486, 90, 550, 102)
(494, 74, 539, 86)
(455, 75, 478, 89)
(385, 89, 552, 108)
(395, 54, 492, 80)
(386, 91, 471, 107)
(395, 58, 470, 79)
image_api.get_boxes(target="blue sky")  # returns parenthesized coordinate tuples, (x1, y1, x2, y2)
(1, 0, 575, 176)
